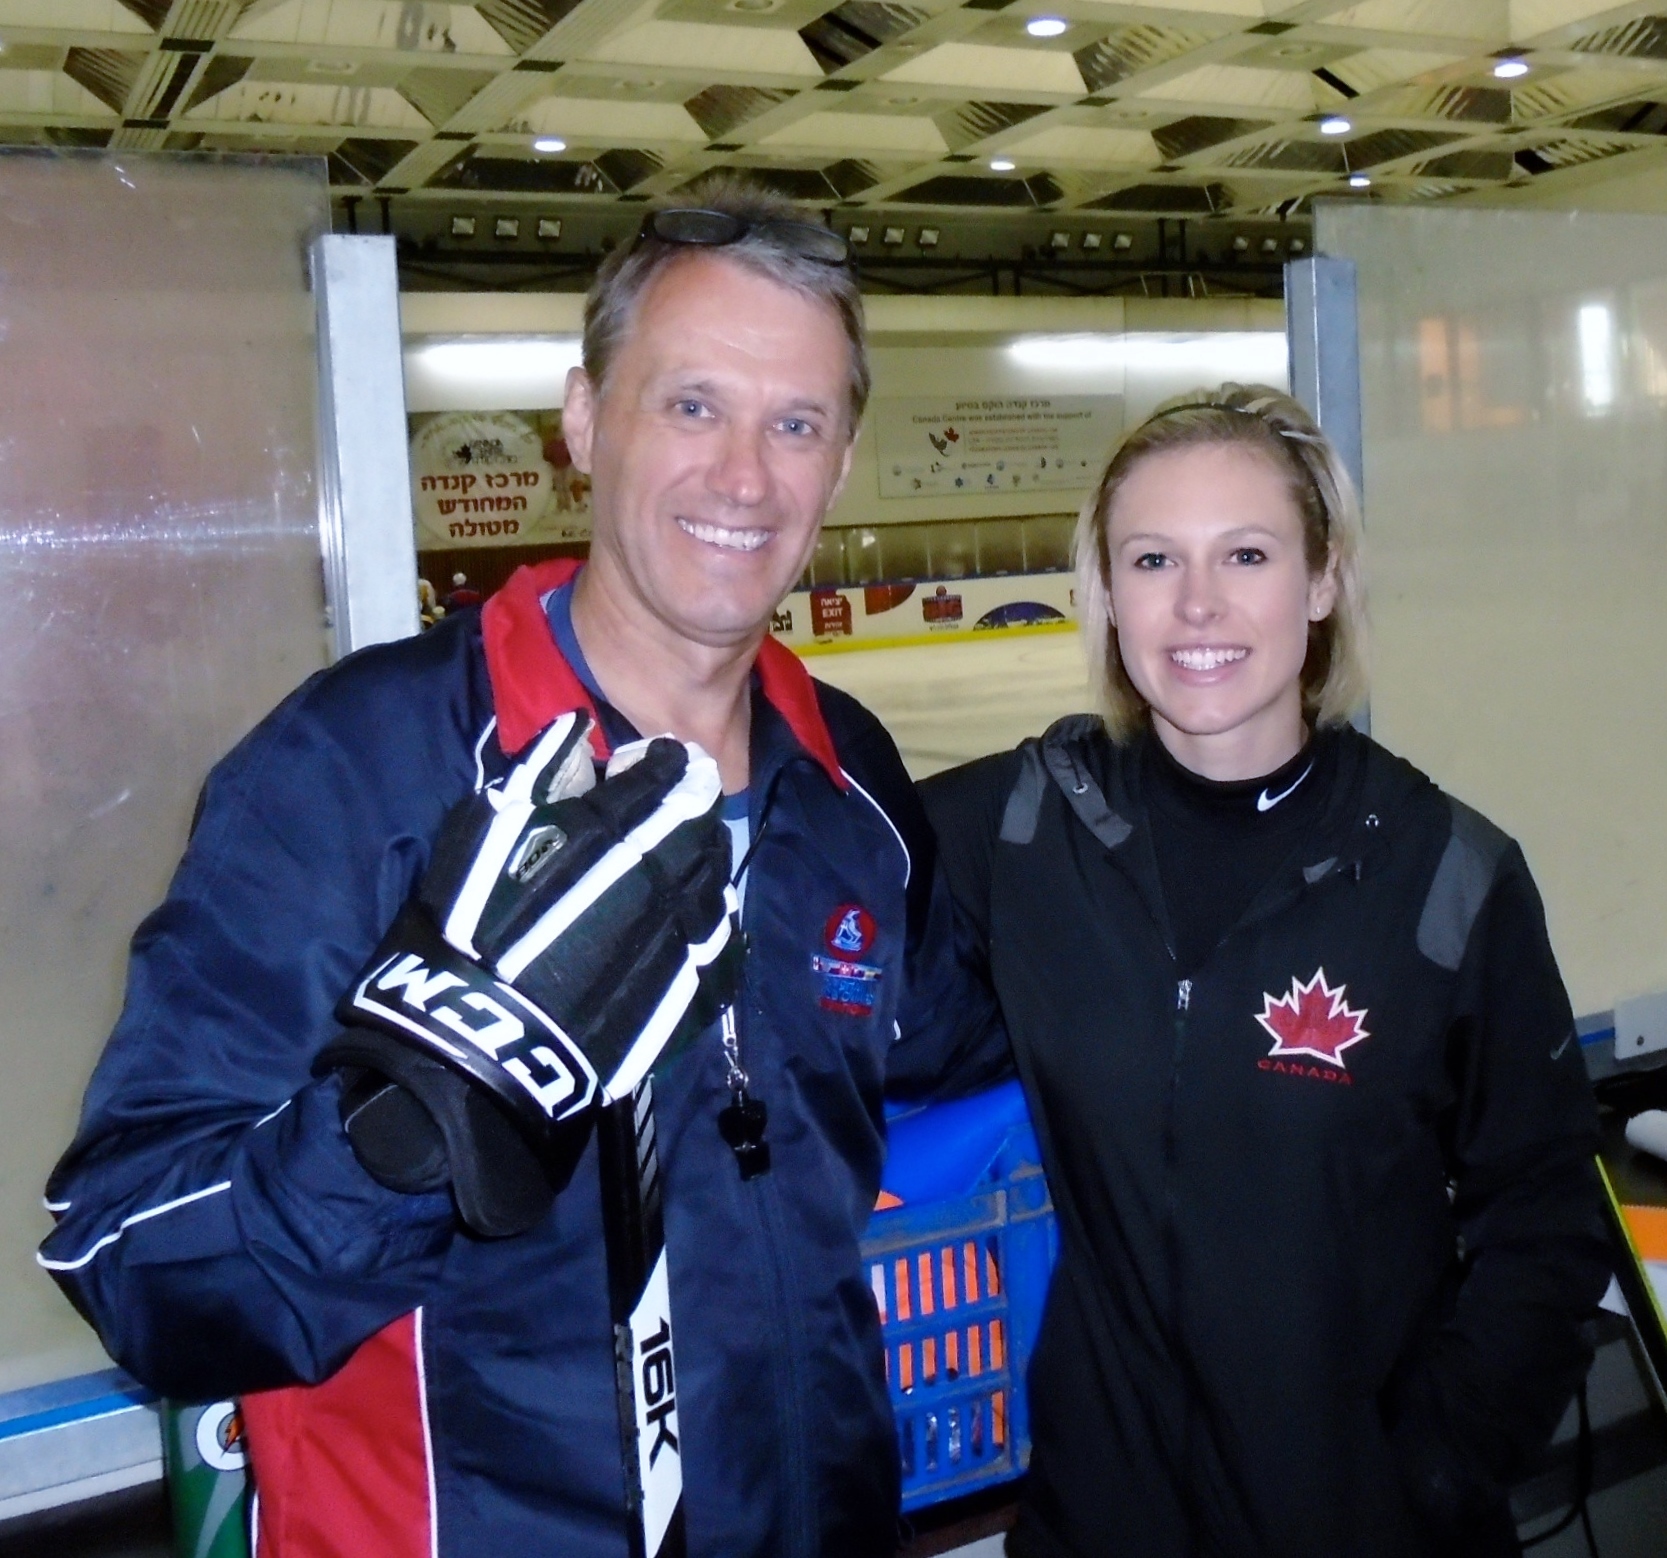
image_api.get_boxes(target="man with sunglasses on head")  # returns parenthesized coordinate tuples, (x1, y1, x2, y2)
(41, 178, 1004, 1558)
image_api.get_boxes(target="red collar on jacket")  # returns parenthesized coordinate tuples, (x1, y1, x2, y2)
(480, 557, 846, 789)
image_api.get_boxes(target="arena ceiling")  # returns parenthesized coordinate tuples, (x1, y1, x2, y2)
(3, 1, 1666, 288)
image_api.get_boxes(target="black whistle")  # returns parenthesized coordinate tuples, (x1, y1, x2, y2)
(718, 1093, 771, 1181)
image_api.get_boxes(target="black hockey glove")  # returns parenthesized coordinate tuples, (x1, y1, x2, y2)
(317, 711, 741, 1238)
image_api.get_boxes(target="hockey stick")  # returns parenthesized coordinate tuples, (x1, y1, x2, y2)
(597, 1072, 685, 1558)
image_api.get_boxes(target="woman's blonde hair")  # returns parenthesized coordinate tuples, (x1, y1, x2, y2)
(1074, 382, 1369, 740)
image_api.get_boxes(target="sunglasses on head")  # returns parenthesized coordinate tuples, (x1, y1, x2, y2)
(636, 207, 851, 267)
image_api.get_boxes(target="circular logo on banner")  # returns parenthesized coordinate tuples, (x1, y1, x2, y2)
(410, 410, 557, 549)
(824, 904, 876, 958)
(194, 1400, 247, 1473)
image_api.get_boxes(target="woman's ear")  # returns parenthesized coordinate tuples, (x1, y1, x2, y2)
(1307, 545, 1341, 623)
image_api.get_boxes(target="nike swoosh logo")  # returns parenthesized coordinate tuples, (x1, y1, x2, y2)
(1257, 763, 1314, 813)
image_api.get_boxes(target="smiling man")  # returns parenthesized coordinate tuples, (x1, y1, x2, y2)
(41, 180, 1004, 1558)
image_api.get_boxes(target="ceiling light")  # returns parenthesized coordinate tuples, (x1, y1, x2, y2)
(989, 156, 1017, 172)
(494, 216, 520, 239)
(1112, 231, 1133, 251)
(532, 136, 566, 154)
(1008, 332, 1287, 379)
(1081, 232, 1103, 251)
(1347, 173, 1371, 188)
(918, 227, 940, 247)
(1260, 236, 1280, 254)
(1049, 230, 1071, 250)
(1231, 234, 1249, 252)
(537, 217, 562, 241)
(1493, 56, 1530, 79)
(848, 225, 870, 244)
(450, 215, 477, 238)
(1026, 16, 1068, 38)
(882, 226, 905, 245)
(1289, 236, 1307, 253)
(404, 336, 584, 413)
(1319, 116, 1351, 136)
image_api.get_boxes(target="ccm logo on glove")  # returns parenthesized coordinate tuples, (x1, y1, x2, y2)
(346, 918, 599, 1121)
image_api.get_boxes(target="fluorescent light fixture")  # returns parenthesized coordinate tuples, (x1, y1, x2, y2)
(848, 225, 870, 244)
(494, 216, 520, 239)
(990, 156, 1017, 172)
(404, 336, 585, 413)
(1112, 232, 1133, 251)
(1007, 332, 1288, 385)
(1081, 231, 1103, 251)
(1026, 16, 1068, 37)
(1319, 116, 1352, 136)
(1050, 231, 1071, 250)
(533, 136, 566, 154)
(918, 227, 940, 247)
(882, 226, 905, 245)
(1493, 56, 1529, 79)
(1348, 173, 1371, 188)
(450, 215, 476, 238)
(1578, 302, 1615, 411)
(537, 217, 562, 240)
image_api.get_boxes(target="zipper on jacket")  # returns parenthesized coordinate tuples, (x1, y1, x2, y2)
(1176, 978, 1192, 1013)
(733, 773, 816, 1556)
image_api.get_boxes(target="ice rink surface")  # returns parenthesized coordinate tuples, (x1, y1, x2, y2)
(807, 630, 1092, 780)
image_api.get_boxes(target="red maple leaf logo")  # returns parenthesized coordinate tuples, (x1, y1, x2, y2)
(1255, 969, 1370, 1069)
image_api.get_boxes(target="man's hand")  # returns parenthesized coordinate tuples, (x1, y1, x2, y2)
(318, 712, 740, 1237)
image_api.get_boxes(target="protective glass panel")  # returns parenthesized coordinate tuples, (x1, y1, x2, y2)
(1318, 205, 1667, 1015)
(0, 151, 329, 1389)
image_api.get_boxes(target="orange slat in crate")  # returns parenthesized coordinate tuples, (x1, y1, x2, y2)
(1623, 1203, 1667, 1261)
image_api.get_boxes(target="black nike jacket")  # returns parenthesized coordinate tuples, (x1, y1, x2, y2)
(922, 718, 1609, 1558)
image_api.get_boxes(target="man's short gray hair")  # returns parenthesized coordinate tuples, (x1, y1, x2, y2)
(582, 174, 870, 433)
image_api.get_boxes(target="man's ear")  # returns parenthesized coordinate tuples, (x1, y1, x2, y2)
(826, 426, 858, 512)
(562, 366, 598, 474)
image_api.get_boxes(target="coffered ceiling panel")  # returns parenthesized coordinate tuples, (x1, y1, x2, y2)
(232, 0, 514, 54)
(0, 0, 1661, 230)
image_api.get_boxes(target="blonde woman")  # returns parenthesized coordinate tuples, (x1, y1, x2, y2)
(922, 386, 1607, 1558)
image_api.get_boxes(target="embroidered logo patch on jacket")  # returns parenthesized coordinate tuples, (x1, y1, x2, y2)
(1255, 968, 1370, 1083)
(813, 904, 881, 1016)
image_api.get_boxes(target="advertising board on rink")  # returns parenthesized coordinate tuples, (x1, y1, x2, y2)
(875, 395, 1121, 499)
(770, 572, 1076, 653)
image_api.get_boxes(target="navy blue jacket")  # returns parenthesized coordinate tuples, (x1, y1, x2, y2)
(41, 560, 1002, 1558)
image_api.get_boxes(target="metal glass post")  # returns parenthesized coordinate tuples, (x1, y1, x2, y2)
(1285, 253, 1367, 734)
(312, 234, 420, 659)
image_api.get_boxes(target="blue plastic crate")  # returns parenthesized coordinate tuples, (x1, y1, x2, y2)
(863, 1080, 1058, 1512)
